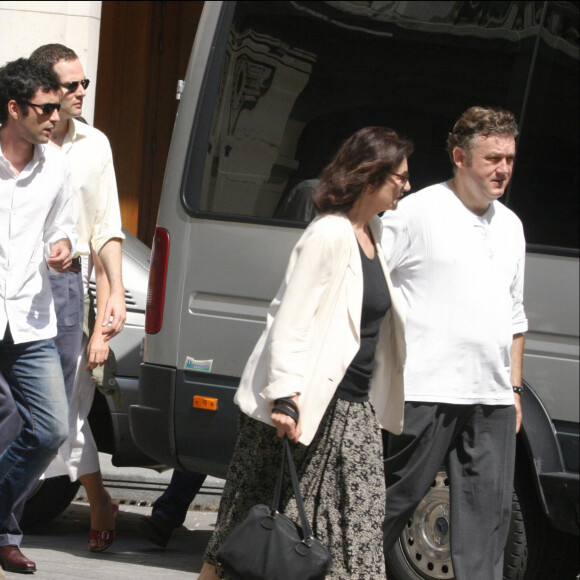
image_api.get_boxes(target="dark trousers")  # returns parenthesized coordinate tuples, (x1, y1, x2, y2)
(152, 470, 207, 529)
(49, 269, 84, 401)
(383, 402, 516, 580)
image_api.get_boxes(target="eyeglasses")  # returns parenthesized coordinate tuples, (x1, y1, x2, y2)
(389, 171, 410, 186)
(60, 79, 90, 92)
(22, 101, 61, 115)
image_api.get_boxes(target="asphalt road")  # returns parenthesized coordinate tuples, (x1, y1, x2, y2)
(5, 454, 223, 579)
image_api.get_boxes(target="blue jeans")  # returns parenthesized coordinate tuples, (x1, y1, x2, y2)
(0, 373, 26, 546)
(152, 470, 207, 529)
(0, 273, 82, 545)
(0, 326, 68, 527)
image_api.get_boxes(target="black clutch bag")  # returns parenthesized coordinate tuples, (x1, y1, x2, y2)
(216, 437, 332, 580)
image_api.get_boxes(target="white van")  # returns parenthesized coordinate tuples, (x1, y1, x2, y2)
(130, 2, 579, 579)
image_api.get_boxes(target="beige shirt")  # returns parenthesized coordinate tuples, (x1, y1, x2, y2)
(62, 119, 124, 257)
(234, 213, 406, 445)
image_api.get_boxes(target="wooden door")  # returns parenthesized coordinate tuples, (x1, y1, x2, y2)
(95, 1, 204, 245)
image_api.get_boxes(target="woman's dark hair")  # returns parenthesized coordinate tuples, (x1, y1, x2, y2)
(313, 126, 413, 214)
(0, 58, 60, 124)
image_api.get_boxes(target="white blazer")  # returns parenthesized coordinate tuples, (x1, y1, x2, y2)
(234, 213, 406, 445)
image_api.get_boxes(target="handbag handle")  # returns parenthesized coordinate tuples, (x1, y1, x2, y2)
(271, 437, 316, 543)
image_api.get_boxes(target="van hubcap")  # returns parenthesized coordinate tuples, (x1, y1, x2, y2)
(400, 470, 454, 579)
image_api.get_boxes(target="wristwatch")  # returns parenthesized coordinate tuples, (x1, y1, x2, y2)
(512, 386, 524, 395)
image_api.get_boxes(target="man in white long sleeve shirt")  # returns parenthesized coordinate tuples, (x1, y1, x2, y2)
(27, 44, 126, 553)
(0, 58, 76, 574)
(381, 106, 526, 580)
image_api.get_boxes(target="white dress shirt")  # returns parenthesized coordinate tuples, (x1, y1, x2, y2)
(0, 143, 76, 344)
(62, 119, 124, 260)
(381, 182, 527, 405)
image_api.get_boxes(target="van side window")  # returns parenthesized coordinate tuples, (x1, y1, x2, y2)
(507, 2, 579, 252)
(183, 0, 577, 244)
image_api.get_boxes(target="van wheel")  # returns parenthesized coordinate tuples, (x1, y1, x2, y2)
(20, 476, 81, 531)
(386, 470, 454, 579)
(385, 469, 527, 580)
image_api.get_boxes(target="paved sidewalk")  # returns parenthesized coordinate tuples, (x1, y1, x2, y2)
(7, 502, 217, 579)
(3, 454, 224, 579)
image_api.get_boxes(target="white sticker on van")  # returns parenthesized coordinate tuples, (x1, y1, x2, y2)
(184, 356, 213, 372)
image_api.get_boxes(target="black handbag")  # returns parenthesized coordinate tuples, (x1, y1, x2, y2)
(216, 437, 332, 580)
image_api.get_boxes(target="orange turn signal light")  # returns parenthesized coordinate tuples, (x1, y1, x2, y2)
(193, 396, 218, 411)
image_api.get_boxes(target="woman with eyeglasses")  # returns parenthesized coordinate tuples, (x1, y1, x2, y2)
(198, 126, 412, 579)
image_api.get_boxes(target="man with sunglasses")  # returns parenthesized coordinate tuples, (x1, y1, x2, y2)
(26, 44, 126, 553)
(380, 106, 527, 580)
(0, 58, 76, 574)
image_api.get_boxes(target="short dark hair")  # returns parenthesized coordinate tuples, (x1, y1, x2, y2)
(314, 126, 413, 214)
(30, 43, 79, 68)
(446, 106, 519, 164)
(0, 58, 60, 124)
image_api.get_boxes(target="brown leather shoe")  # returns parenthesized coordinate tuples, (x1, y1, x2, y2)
(0, 545, 36, 573)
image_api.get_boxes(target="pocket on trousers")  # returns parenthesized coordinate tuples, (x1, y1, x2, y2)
(50, 271, 82, 327)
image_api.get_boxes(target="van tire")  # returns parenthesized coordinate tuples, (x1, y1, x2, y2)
(385, 469, 527, 580)
(21, 476, 81, 531)
(503, 491, 527, 579)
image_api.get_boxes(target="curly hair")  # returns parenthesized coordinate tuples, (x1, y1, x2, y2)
(0, 58, 60, 124)
(446, 106, 518, 165)
(30, 43, 79, 68)
(313, 126, 413, 214)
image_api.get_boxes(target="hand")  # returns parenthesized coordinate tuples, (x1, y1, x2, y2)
(100, 289, 126, 341)
(271, 396, 301, 443)
(86, 331, 110, 371)
(47, 240, 72, 273)
(514, 393, 522, 433)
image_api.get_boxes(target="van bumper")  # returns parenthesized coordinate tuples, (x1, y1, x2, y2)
(130, 362, 239, 477)
(108, 376, 161, 467)
(130, 362, 179, 468)
(172, 370, 239, 479)
(540, 471, 579, 535)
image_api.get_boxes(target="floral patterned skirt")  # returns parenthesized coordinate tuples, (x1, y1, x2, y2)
(204, 397, 387, 579)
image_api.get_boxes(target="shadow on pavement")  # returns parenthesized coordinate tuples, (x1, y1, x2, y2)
(20, 502, 216, 579)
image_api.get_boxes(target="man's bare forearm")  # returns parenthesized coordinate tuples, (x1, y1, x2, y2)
(98, 238, 124, 295)
(98, 237, 126, 338)
(510, 333, 525, 387)
(511, 332, 525, 434)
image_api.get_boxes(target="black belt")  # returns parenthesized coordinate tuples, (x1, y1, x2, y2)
(69, 257, 82, 273)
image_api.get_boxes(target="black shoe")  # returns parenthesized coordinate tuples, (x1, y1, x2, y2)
(138, 515, 174, 548)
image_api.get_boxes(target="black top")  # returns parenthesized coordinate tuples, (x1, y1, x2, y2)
(335, 242, 391, 402)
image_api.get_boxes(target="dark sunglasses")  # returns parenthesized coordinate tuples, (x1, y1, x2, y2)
(22, 101, 61, 115)
(61, 79, 90, 92)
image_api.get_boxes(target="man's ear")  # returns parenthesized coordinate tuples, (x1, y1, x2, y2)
(452, 146, 467, 169)
(7, 99, 21, 121)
